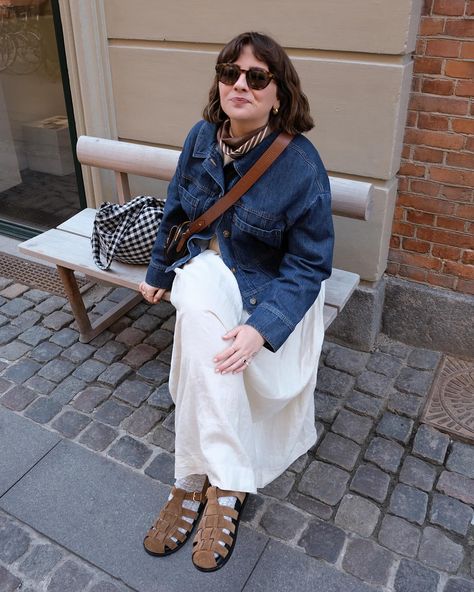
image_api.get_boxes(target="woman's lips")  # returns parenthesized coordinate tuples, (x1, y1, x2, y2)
(230, 97, 251, 104)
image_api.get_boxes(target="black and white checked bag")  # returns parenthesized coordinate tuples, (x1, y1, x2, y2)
(91, 195, 166, 270)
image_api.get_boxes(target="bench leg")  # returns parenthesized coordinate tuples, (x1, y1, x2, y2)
(56, 265, 142, 343)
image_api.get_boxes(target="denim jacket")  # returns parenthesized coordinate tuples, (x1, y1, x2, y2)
(146, 120, 334, 352)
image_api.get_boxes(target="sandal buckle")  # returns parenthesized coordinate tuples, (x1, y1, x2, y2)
(192, 492, 202, 502)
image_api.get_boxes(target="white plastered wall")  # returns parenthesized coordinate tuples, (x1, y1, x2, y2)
(59, 0, 423, 282)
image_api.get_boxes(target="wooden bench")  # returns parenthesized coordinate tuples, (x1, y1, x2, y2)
(19, 135, 373, 343)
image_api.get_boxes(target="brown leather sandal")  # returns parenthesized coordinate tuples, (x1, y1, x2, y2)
(143, 477, 209, 557)
(192, 486, 248, 572)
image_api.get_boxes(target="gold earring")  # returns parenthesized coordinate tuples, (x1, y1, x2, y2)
(272, 106, 279, 115)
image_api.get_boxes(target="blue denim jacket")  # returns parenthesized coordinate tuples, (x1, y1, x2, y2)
(146, 120, 334, 352)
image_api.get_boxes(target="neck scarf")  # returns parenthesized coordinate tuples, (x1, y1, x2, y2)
(217, 120, 272, 164)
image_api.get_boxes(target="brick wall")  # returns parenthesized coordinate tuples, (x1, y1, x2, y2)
(387, 0, 474, 296)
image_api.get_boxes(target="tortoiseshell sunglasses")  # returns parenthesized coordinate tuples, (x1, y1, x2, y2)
(215, 63, 276, 90)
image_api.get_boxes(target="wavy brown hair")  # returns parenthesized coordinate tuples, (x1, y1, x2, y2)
(203, 32, 314, 134)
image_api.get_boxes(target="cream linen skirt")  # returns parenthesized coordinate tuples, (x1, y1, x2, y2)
(168, 249, 325, 493)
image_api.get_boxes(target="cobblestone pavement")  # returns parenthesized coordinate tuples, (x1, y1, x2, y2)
(0, 276, 473, 592)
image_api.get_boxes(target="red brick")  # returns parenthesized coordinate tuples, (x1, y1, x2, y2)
(413, 147, 444, 163)
(432, 244, 462, 260)
(409, 180, 441, 197)
(412, 76, 422, 93)
(418, 113, 449, 131)
(423, 0, 434, 15)
(445, 19, 474, 37)
(455, 80, 474, 97)
(420, 17, 445, 35)
(421, 79, 455, 96)
(416, 38, 427, 55)
(443, 260, 474, 279)
(392, 221, 416, 237)
(406, 111, 418, 127)
(457, 278, 474, 295)
(390, 235, 401, 249)
(467, 1, 474, 16)
(414, 57, 443, 75)
(398, 193, 454, 214)
(401, 145, 411, 159)
(462, 250, 474, 265)
(417, 227, 474, 248)
(399, 162, 426, 177)
(426, 272, 457, 289)
(430, 166, 474, 188)
(399, 265, 428, 282)
(446, 151, 474, 168)
(460, 41, 474, 59)
(466, 137, 474, 151)
(409, 94, 469, 116)
(436, 216, 467, 232)
(385, 261, 399, 276)
(433, 0, 465, 15)
(440, 184, 473, 201)
(451, 118, 474, 134)
(392, 250, 443, 271)
(404, 128, 464, 150)
(456, 203, 474, 219)
(402, 238, 432, 253)
(393, 205, 405, 221)
(445, 60, 474, 80)
(426, 39, 461, 57)
(398, 176, 409, 192)
(406, 210, 436, 225)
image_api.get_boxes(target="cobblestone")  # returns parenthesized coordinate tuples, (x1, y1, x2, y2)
(19, 325, 53, 346)
(389, 484, 428, 525)
(161, 316, 175, 332)
(366, 352, 403, 377)
(23, 396, 63, 423)
(115, 327, 146, 346)
(0, 297, 34, 317)
(376, 412, 414, 444)
(18, 543, 63, 579)
(107, 435, 152, 468)
(394, 559, 440, 592)
(364, 437, 404, 473)
(0, 325, 22, 345)
(446, 441, 474, 479)
(144, 451, 175, 485)
(50, 328, 79, 347)
(437, 470, 474, 505)
(288, 492, 333, 520)
(62, 342, 96, 364)
(29, 341, 63, 362)
(388, 391, 424, 419)
(51, 409, 91, 438)
(316, 432, 361, 471)
(147, 383, 174, 411)
(355, 370, 393, 398)
(3, 358, 41, 383)
(0, 340, 31, 361)
(444, 579, 474, 592)
(0, 283, 28, 298)
(137, 360, 170, 384)
(42, 311, 74, 330)
(430, 493, 473, 535)
(260, 501, 307, 539)
(334, 493, 380, 536)
(121, 343, 157, 369)
(94, 400, 133, 426)
(0, 377, 12, 393)
(47, 559, 93, 592)
(350, 463, 391, 503)
(123, 405, 163, 437)
(288, 453, 308, 473)
(298, 460, 350, 505)
(299, 519, 345, 563)
(114, 379, 153, 407)
(0, 518, 30, 562)
(413, 425, 450, 464)
(11, 310, 41, 330)
(378, 515, 421, 557)
(50, 376, 86, 405)
(93, 340, 127, 363)
(331, 408, 372, 444)
(162, 409, 175, 433)
(97, 362, 132, 386)
(260, 470, 295, 499)
(151, 425, 175, 452)
(345, 390, 384, 418)
(0, 565, 21, 591)
(314, 391, 343, 422)
(343, 538, 394, 587)
(72, 386, 111, 412)
(38, 359, 75, 383)
(399, 456, 437, 492)
(0, 384, 37, 410)
(78, 421, 118, 451)
(395, 367, 434, 397)
(72, 359, 107, 382)
(143, 329, 174, 351)
(418, 526, 464, 573)
(407, 348, 441, 370)
(23, 288, 49, 303)
(316, 366, 354, 398)
(157, 345, 172, 364)
(132, 313, 162, 332)
(324, 346, 369, 375)
(34, 295, 66, 315)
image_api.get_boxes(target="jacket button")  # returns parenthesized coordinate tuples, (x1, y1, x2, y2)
(223, 230, 230, 238)
(231, 267, 237, 274)
(249, 297, 257, 305)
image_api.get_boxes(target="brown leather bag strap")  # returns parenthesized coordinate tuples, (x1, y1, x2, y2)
(187, 131, 294, 236)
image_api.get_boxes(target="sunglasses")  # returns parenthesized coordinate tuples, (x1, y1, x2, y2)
(215, 63, 276, 90)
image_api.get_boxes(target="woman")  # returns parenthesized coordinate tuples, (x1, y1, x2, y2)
(140, 32, 334, 572)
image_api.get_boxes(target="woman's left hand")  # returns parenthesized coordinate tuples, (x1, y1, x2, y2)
(214, 325, 265, 374)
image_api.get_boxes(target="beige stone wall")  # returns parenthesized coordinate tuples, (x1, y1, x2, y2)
(62, 0, 423, 282)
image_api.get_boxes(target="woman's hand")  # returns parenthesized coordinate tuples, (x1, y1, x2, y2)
(214, 325, 265, 374)
(139, 281, 166, 304)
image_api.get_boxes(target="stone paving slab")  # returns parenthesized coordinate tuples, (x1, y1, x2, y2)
(0, 408, 60, 496)
(242, 539, 378, 592)
(0, 438, 267, 592)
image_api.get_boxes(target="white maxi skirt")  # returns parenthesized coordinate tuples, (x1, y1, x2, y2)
(168, 249, 325, 493)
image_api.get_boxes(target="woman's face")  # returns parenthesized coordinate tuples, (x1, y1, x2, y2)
(218, 45, 279, 136)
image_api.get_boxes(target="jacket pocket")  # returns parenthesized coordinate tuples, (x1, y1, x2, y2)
(232, 209, 283, 249)
(178, 185, 200, 220)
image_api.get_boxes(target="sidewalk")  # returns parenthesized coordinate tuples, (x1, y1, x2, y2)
(0, 274, 473, 592)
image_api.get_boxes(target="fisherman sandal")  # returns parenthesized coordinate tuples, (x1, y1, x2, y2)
(192, 486, 248, 572)
(143, 477, 209, 556)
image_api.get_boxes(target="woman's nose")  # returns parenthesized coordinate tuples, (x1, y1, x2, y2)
(233, 71, 249, 90)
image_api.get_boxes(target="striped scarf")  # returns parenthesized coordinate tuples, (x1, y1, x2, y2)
(217, 120, 272, 164)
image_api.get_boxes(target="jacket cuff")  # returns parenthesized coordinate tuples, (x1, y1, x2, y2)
(145, 263, 175, 290)
(245, 304, 294, 353)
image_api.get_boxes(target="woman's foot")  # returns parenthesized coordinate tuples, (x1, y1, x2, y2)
(143, 475, 209, 556)
(192, 486, 248, 572)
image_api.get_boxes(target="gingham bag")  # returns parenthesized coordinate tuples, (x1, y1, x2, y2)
(91, 195, 166, 270)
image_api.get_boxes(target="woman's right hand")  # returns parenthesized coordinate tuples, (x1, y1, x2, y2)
(139, 281, 166, 304)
